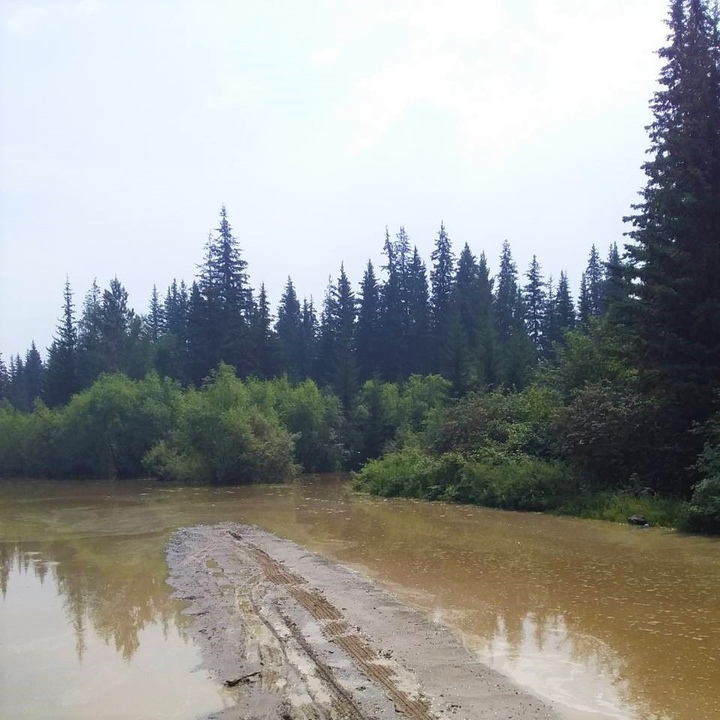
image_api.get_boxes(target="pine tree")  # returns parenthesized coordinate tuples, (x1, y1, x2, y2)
(186, 281, 211, 385)
(578, 273, 591, 329)
(623, 0, 720, 490)
(602, 242, 626, 318)
(624, 0, 720, 414)
(76, 279, 104, 387)
(406, 247, 430, 375)
(252, 283, 279, 379)
(583, 245, 605, 319)
(99, 277, 134, 373)
(299, 298, 318, 380)
(147, 285, 165, 342)
(494, 241, 534, 386)
(23, 342, 44, 408)
(275, 277, 303, 379)
(430, 222, 455, 372)
(554, 271, 576, 339)
(379, 227, 409, 380)
(44, 277, 79, 406)
(356, 261, 381, 380)
(198, 206, 254, 376)
(317, 267, 357, 412)
(523, 255, 547, 355)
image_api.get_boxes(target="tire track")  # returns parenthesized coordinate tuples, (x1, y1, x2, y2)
(230, 531, 437, 720)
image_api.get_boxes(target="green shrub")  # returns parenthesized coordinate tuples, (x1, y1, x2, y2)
(680, 477, 720, 534)
(355, 447, 570, 512)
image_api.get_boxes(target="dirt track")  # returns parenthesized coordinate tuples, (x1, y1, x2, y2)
(167, 524, 562, 720)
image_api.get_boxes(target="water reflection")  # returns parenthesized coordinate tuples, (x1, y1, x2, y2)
(1, 477, 719, 720)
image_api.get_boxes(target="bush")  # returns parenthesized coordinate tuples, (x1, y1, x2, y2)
(143, 365, 299, 484)
(355, 447, 571, 512)
(681, 477, 720, 534)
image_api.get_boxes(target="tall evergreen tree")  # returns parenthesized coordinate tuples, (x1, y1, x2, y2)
(623, 0, 720, 488)
(147, 285, 165, 342)
(553, 271, 576, 340)
(583, 245, 605, 319)
(252, 283, 279, 379)
(379, 227, 410, 380)
(429, 222, 455, 372)
(494, 241, 534, 387)
(99, 277, 134, 373)
(44, 278, 79, 406)
(577, 273, 591, 329)
(185, 281, 211, 385)
(23, 342, 44, 409)
(355, 261, 382, 381)
(317, 266, 357, 412)
(198, 206, 254, 376)
(523, 255, 547, 355)
(602, 242, 627, 321)
(275, 277, 303, 380)
(624, 0, 720, 393)
(406, 247, 430, 375)
(76, 279, 104, 387)
(299, 298, 318, 380)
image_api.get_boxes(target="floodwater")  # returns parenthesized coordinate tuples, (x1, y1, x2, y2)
(1, 477, 718, 720)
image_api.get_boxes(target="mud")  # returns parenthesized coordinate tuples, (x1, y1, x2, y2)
(167, 524, 562, 720)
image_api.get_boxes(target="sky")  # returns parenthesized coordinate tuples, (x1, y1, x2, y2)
(0, 0, 668, 359)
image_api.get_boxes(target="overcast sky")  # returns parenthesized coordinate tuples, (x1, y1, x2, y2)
(0, 0, 667, 359)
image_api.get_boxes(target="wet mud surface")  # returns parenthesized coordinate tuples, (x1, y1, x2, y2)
(167, 524, 561, 720)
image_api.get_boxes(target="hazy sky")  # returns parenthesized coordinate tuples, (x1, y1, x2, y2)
(0, 0, 667, 359)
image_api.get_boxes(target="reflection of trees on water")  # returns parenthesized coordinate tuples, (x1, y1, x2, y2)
(1, 536, 186, 662)
(283, 490, 720, 720)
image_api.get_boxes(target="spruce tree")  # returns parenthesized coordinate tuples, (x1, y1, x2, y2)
(299, 298, 318, 380)
(198, 207, 254, 376)
(406, 247, 430, 375)
(430, 222, 455, 372)
(317, 266, 357, 412)
(623, 0, 720, 489)
(583, 245, 605, 319)
(523, 255, 547, 355)
(602, 242, 626, 318)
(186, 281, 211, 385)
(624, 0, 720, 410)
(76, 279, 104, 387)
(276, 277, 303, 379)
(99, 277, 134, 373)
(147, 285, 165, 343)
(379, 227, 409, 380)
(356, 261, 381, 380)
(554, 271, 576, 338)
(23, 342, 44, 409)
(252, 283, 279, 379)
(494, 241, 534, 386)
(44, 278, 79, 406)
(578, 273, 591, 329)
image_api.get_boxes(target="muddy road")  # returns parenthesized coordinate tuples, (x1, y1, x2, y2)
(167, 524, 560, 720)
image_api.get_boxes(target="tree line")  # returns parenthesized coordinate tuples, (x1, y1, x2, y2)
(0, 212, 620, 412)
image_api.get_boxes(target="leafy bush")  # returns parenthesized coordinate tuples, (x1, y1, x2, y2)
(681, 477, 720, 534)
(143, 365, 299, 484)
(355, 447, 570, 512)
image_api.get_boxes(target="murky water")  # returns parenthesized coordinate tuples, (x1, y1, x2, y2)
(1, 477, 718, 720)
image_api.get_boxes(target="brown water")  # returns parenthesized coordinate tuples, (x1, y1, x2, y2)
(1, 477, 718, 720)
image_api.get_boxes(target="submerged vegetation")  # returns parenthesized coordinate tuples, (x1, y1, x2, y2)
(1, 1, 719, 533)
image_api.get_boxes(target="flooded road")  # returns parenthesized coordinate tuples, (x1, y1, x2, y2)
(1, 476, 718, 720)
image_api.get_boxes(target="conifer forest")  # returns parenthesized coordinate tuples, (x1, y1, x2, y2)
(1, 0, 719, 533)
